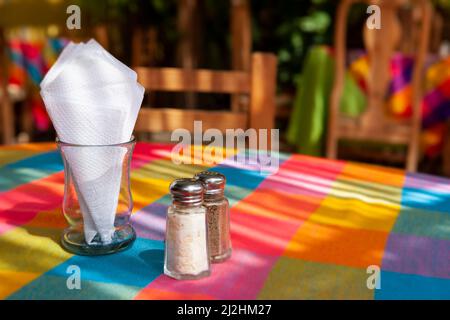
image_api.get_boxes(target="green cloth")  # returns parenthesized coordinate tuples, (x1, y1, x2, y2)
(286, 46, 366, 156)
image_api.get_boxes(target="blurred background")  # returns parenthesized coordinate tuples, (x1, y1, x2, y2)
(1, 0, 450, 176)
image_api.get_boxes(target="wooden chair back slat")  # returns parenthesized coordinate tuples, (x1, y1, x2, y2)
(136, 68, 251, 94)
(135, 109, 247, 133)
(135, 52, 277, 134)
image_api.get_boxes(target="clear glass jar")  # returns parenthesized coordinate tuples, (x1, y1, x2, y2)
(204, 194, 231, 262)
(195, 171, 232, 263)
(164, 179, 211, 280)
(57, 138, 136, 255)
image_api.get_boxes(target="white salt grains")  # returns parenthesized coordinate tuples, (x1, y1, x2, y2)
(164, 178, 211, 280)
(165, 207, 210, 277)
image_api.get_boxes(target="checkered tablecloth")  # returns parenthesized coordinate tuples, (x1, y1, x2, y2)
(0, 142, 449, 299)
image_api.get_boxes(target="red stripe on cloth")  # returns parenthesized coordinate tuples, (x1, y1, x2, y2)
(135, 248, 278, 300)
(131, 143, 174, 170)
(0, 143, 175, 235)
(0, 173, 64, 235)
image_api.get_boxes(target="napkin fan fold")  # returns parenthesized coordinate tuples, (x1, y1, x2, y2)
(40, 39, 144, 244)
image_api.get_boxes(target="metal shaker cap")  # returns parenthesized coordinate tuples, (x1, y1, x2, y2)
(194, 171, 226, 195)
(169, 178, 204, 205)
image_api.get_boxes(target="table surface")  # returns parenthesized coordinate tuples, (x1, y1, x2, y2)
(0, 142, 449, 300)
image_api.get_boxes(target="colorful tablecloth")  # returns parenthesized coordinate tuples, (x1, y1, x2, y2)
(0, 142, 449, 299)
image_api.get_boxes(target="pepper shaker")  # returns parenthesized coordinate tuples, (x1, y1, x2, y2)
(164, 178, 211, 280)
(194, 171, 232, 263)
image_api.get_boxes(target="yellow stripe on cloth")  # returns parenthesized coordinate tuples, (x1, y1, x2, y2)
(130, 160, 210, 213)
(308, 196, 401, 232)
(258, 258, 374, 300)
(0, 270, 41, 299)
(0, 143, 55, 151)
(0, 226, 72, 299)
(0, 143, 56, 167)
(306, 162, 404, 232)
(130, 146, 237, 213)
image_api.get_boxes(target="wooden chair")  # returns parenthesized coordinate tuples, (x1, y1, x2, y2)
(135, 0, 252, 111)
(327, 0, 432, 172)
(0, 27, 14, 144)
(134, 52, 277, 135)
(230, 0, 252, 113)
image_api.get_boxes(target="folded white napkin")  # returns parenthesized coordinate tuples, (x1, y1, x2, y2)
(41, 39, 144, 244)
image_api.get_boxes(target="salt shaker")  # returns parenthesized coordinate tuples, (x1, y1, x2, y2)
(164, 178, 211, 280)
(194, 171, 232, 263)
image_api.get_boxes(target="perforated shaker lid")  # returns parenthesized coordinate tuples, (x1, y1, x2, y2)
(169, 178, 204, 205)
(194, 171, 226, 195)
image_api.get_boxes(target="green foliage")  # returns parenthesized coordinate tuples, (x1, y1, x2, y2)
(252, 0, 336, 90)
(299, 11, 331, 33)
(74, 0, 338, 90)
(434, 0, 450, 9)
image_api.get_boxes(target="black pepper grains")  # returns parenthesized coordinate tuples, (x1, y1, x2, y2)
(194, 171, 232, 263)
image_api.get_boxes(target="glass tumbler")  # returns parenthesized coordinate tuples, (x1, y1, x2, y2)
(57, 138, 136, 255)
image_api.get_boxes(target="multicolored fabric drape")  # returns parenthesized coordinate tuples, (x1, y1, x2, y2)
(350, 51, 450, 157)
(287, 45, 450, 158)
(6, 33, 68, 131)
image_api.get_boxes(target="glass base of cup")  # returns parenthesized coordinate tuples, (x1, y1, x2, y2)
(61, 224, 136, 256)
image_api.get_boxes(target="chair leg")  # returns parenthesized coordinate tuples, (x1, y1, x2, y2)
(326, 134, 338, 160)
(327, 139, 337, 159)
(1, 92, 14, 145)
(406, 134, 419, 172)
